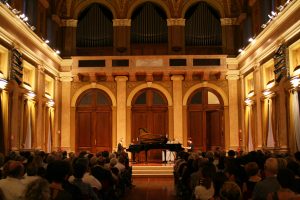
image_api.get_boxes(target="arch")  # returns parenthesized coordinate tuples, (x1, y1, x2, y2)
(181, 0, 225, 18)
(73, 0, 116, 19)
(71, 83, 116, 107)
(127, 0, 171, 19)
(127, 83, 172, 106)
(183, 82, 228, 106)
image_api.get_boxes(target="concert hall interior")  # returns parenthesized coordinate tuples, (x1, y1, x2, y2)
(0, 0, 300, 159)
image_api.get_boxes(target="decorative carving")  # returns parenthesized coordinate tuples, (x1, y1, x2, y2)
(220, 18, 238, 26)
(167, 18, 185, 26)
(113, 19, 131, 26)
(61, 19, 78, 27)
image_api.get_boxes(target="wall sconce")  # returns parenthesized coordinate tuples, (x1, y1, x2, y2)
(247, 90, 254, 98)
(45, 92, 52, 99)
(47, 99, 55, 107)
(0, 72, 8, 89)
(266, 79, 275, 89)
(27, 91, 36, 99)
(22, 82, 32, 91)
(245, 98, 253, 105)
(290, 76, 300, 88)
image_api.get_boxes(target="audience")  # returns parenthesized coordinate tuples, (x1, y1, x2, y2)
(24, 178, 50, 200)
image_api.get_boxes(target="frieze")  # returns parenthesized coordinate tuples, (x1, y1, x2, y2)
(167, 18, 185, 26)
(113, 19, 131, 26)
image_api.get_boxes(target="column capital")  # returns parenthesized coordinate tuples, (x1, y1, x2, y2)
(171, 75, 184, 81)
(167, 18, 185, 26)
(61, 19, 78, 27)
(115, 76, 128, 82)
(59, 72, 73, 82)
(220, 18, 239, 26)
(226, 70, 240, 80)
(113, 19, 131, 26)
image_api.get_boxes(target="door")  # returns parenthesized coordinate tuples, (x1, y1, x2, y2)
(76, 89, 112, 153)
(188, 88, 224, 151)
(131, 89, 168, 162)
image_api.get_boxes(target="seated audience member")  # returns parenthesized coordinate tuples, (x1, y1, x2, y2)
(47, 160, 81, 200)
(213, 171, 228, 199)
(252, 158, 280, 200)
(267, 168, 298, 200)
(287, 160, 300, 193)
(242, 162, 261, 200)
(0, 160, 26, 200)
(71, 158, 99, 200)
(69, 158, 102, 190)
(220, 181, 242, 200)
(194, 164, 215, 200)
(21, 162, 40, 185)
(24, 178, 50, 200)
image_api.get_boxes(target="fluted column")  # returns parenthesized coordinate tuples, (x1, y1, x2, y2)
(171, 75, 184, 143)
(36, 65, 46, 149)
(113, 19, 131, 54)
(226, 70, 240, 150)
(60, 72, 72, 151)
(167, 18, 185, 53)
(115, 76, 128, 146)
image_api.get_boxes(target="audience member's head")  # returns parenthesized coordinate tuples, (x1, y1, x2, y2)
(73, 158, 89, 179)
(277, 168, 295, 189)
(228, 150, 236, 158)
(24, 178, 50, 200)
(294, 151, 300, 162)
(5, 160, 24, 178)
(245, 162, 259, 177)
(264, 157, 278, 176)
(219, 181, 242, 200)
(46, 160, 71, 183)
(26, 162, 38, 176)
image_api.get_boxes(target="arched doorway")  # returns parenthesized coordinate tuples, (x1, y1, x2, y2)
(76, 89, 112, 153)
(131, 88, 168, 162)
(187, 87, 224, 152)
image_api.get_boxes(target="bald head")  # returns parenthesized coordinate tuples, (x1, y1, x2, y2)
(265, 158, 278, 176)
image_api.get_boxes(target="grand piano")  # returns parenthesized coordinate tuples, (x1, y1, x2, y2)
(126, 128, 184, 163)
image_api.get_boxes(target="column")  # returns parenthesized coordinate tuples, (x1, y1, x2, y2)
(53, 77, 60, 150)
(278, 85, 288, 151)
(253, 65, 263, 149)
(60, 72, 73, 151)
(167, 18, 185, 53)
(36, 65, 45, 149)
(61, 19, 78, 56)
(226, 70, 240, 150)
(171, 75, 184, 143)
(115, 76, 128, 146)
(10, 86, 21, 150)
(113, 19, 131, 54)
(221, 18, 239, 54)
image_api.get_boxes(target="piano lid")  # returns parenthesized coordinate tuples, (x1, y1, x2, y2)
(138, 128, 168, 144)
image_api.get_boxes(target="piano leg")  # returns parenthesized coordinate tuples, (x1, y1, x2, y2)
(162, 150, 167, 164)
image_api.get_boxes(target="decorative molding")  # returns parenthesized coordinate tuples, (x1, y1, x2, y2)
(115, 76, 128, 82)
(59, 72, 73, 82)
(226, 70, 240, 80)
(220, 18, 239, 26)
(61, 19, 78, 27)
(171, 75, 184, 81)
(113, 19, 131, 26)
(167, 18, 185, 26)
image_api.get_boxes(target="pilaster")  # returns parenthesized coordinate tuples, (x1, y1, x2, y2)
(36, 65, 45, 149)
(60, 71, 73, 151)
(115, 76, 128, 146)
(113, 19, 131, 54)
(171, 75, 184, 143)
(226, 70, 240, 150)
(167, 18, 185, 53)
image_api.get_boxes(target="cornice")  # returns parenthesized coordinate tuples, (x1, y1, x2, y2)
(0, 4, 62, 65)
(238, 0, 300, 72)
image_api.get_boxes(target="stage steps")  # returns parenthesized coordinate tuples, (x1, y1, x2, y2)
(132, 165, 174, 177)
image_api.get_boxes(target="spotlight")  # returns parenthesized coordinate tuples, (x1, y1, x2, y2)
(12, 9, 20, 14)
(19, 13, 25, 19)
(23, 17, 28, 22)
(30, 26, 36, 31)
(271, 11, 277, 17)
(238, 48, 244, 53)
(261, 24, 267, 29)
(55, 50, 60, 54)
(248, 37, 254, 42)
(45, 39, 49, 44)
(277, 5, 284, 12)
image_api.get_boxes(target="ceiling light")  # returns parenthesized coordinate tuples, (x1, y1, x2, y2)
(261, 24, 267, 29)
(0, 78, 8, 89)
(245, 98, 253, 105)
(19, 13, 25, 19)
(45, 39, 49, 44)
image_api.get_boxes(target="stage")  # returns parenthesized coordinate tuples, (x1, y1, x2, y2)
(130, 162, 174, 177)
